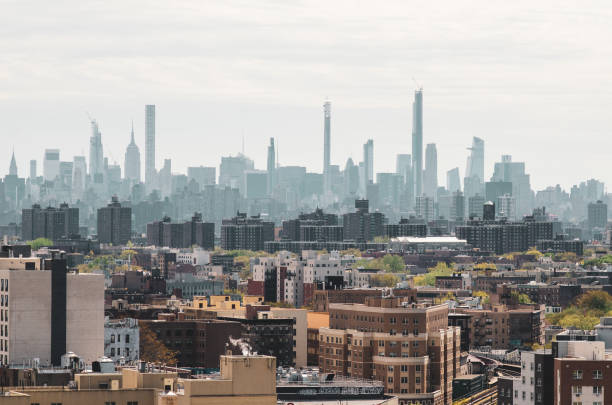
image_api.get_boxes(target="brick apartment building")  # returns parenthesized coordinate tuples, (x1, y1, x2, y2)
(318, 296, 460, 405)
(139, 316, 242, 368)
(454, 305, 544, 349)
(312, 288, 417, 312)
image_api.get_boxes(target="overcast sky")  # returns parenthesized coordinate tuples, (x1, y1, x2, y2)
(2, 0, 612, 191)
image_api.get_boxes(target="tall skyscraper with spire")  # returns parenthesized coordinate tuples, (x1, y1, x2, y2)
(9, 150, 17, 176)
(124, 121, 141, 182)
(412, 89, 423, 197)
(266, 137, 276, 195)
(423, 143, 438, 198)
(88, 119, 104, 178)
(323, 101, 331, 192)
(145, 104, 156, 190)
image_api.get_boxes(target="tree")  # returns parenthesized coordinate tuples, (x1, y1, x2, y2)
(576, 290, 612, 313)
(372, 236, 390, 243)
(139, 323, 178, 365)
(517, 293, 534, 304)
(473, 290, 490, 304)
(414, 262, 454, 286)
(28, 237, 53, 250)
(382, 254, 405, 272)
(340, 248, 362, 257)
(370, 273, 399, 287)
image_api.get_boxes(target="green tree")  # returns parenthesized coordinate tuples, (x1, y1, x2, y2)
(414, 262, 453, 286)
(28, 237, 54, 250)
(370, 273, 399, 287)
(382, 254, 405, 272)
(473, 290, 490, 304)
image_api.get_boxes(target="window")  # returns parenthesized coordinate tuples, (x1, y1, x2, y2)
(126, 348, 130, 357)
(127, 402, 139, 405)
(400, 365, 408, 372)
(593, 370, 603, 379)
(110, 348, 115, 356)
(593, 386, 602, 395)
(110, 334, 115, 343)
(387, 377, 393, 383)
(117, 334, 121, 342)
(572, 386, 581, 395)
(104, 402, 116, 405)
(572, 370, 583, 380)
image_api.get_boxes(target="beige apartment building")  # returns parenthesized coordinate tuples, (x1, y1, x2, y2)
(1, 355, 277, 405)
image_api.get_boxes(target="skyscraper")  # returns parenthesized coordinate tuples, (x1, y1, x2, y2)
(29, 160, 36, 179)
(423, 143, 438, 198)
(124, 121, 141, 182)
(9, 150, 17, 176)
(447, 167, 461, 193)
(267, 137, 276, 195)
(362, 139, 373, 193)
(88, 119, 104, 179)
(97, 196, 132, 245)
(412, 89, 423, 197)
(72, 156, 87, 201)
(43, 149, 60, 182)
(491, 155, 533, 217)
(464, 137, 485, 198)
(145, 104, 156, 189)
(323, 101, 331, 174)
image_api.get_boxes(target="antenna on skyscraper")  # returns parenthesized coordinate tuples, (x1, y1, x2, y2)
(242, 132, 245, 155)
(276, 137, 279, 168)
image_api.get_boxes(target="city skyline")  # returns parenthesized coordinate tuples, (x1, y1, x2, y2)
(2, 1, 612, 190)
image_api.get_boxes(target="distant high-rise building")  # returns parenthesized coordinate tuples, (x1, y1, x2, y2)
(243, 170, 268, 200)
(145, 104, 156, 189)
(219, 154, 254, 193)
(29, 159, 37, 179)
(147, 212, 214, 250)
(343, 158, 359, 197)
(447, 167, 461, 193)
(72, 156, 87, 201)
(395, 154, 411, 183)
(588, 200, 608, 231)
(464, 137, 485, 198)
(97, 196, 132, 245)
(423, 143, 437, 198)
(361, 139, 373, 194)
(187, 166, 216, 189)
(43, 149, 60, 182)
(9, 151, 17, 176)
(159, 158, 172, 198)
(88, 119, 104, 179)
(451, 191, 466, 222)
(468, 194, 485, 219)
(497, 193, 516, 220)
(124, 121, 141, 182)
(412, 89, 423, 197)
(22, 203, 80, 241)
(323, 101, 331, 192)
(415, 195, 434, 222)
(491, 155, 532, 217)
(220, 212, 274, 251)
(267, 137, 276, 195)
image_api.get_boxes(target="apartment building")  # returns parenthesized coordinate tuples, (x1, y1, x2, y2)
(0, 251, 104, 366)
(319, 296, 460, 405)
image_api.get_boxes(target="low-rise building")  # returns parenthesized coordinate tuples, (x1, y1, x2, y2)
(104, 317, 139, 364)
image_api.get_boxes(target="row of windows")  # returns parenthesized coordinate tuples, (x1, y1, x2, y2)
(0, 309, 7, 322)
(0, 295, 7, 307)
(572, 369, 603, 379)
(0, 279, 7, 291)
(108, 347, 131, 357)
(0, 325, 7, 337)
(109, 334, 131, 343)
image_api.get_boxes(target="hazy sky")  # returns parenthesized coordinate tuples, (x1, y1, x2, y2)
(2, 0, 612, 191)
